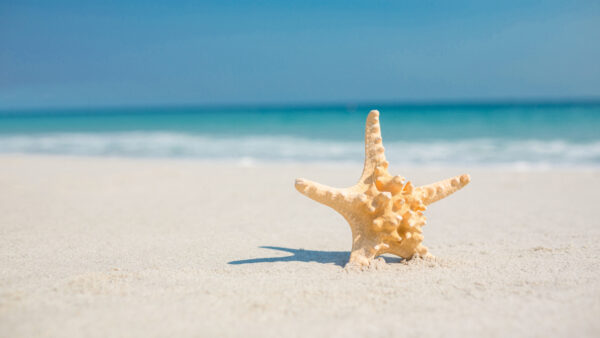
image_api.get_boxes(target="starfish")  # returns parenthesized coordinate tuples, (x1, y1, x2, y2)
(294, 110, 470, 267)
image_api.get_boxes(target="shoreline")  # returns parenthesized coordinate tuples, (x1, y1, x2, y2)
(1, 153, 599, 172)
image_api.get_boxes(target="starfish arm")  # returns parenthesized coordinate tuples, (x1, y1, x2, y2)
(417, 174, 471, 205)
(294, 178, 344, 209)
(359, 110, 388, 184)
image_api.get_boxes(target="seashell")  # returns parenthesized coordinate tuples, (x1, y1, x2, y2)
(294, 110, 471, 267)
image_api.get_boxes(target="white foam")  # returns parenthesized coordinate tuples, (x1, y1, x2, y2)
(0, 132, 599, 168)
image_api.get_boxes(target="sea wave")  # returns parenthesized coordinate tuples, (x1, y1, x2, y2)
(1, 132, 599, 168)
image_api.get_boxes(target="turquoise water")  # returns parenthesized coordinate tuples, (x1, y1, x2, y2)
(1, 103, 599, 167)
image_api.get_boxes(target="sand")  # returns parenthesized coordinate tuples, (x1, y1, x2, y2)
(1, 154, 599, 337)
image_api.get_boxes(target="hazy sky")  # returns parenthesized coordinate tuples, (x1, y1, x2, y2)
(1, 0, 599, 109)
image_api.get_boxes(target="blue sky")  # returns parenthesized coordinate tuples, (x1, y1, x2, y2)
(1, 0, 599, 109)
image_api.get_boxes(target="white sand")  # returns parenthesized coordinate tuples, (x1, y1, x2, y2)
(1, 155, 599, 337)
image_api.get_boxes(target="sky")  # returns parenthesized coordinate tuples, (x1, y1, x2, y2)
(1, 0, 599, 109)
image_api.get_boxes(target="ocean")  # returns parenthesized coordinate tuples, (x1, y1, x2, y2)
(1, 102, 599, 168)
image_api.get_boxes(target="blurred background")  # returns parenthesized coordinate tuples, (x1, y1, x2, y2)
(1, 1, 599, 167)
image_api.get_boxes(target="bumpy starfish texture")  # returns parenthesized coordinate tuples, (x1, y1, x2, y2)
(295, 110, 470, 267)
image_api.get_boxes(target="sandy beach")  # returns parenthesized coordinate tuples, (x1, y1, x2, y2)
(1, 154, 599, 337)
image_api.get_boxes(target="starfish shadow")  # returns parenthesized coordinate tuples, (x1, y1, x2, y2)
(228, 246, 403, 267)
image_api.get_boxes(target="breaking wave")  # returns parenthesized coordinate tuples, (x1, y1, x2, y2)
(1, 132, 599, 168)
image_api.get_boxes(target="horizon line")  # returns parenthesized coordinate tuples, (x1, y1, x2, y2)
(1, 96, 600, 113)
